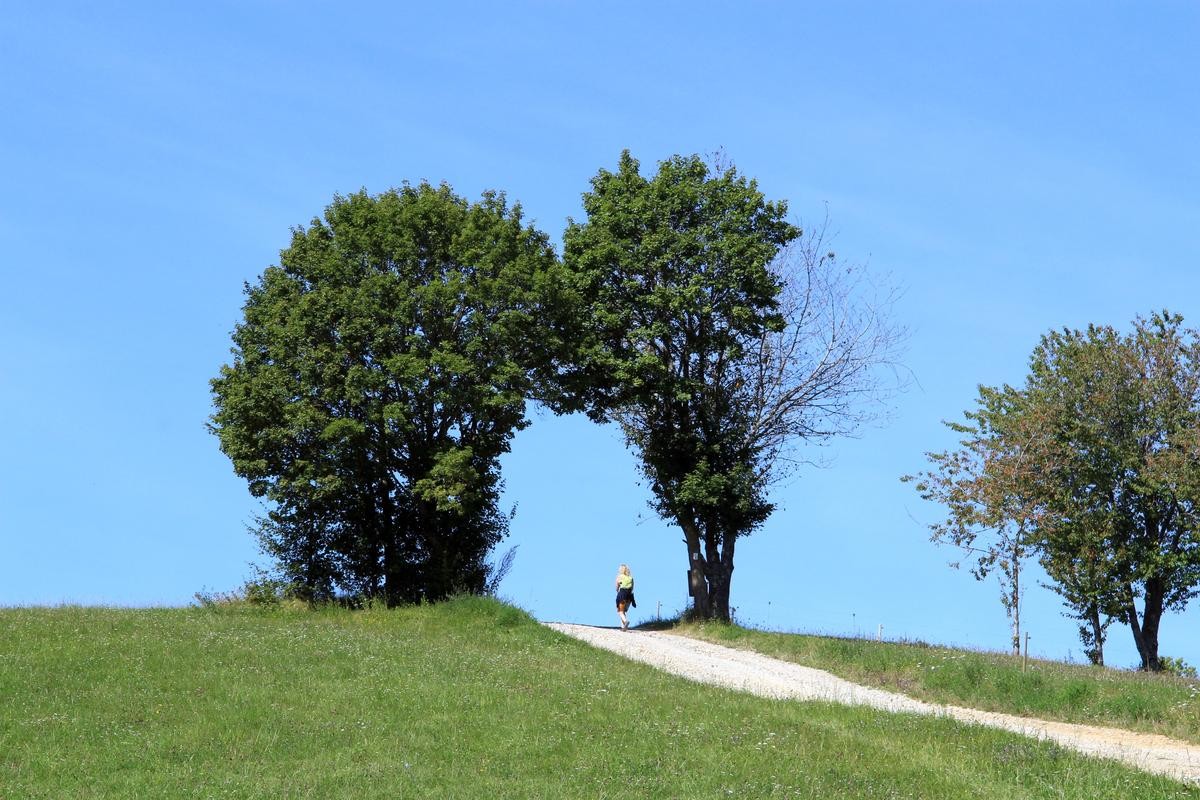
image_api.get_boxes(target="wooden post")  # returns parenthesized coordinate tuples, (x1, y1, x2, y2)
(1023, 632, 1031, 673)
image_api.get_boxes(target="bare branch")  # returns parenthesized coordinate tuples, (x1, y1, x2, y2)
(737, 220, 909, 486)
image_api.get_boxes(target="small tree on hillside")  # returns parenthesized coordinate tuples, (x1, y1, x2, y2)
(905, 385, 1045, 656)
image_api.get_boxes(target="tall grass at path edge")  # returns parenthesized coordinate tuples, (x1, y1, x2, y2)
(673, 620, 1200, 744)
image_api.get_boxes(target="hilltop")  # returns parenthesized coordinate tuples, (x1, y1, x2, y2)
(1, 598, 1196, 799)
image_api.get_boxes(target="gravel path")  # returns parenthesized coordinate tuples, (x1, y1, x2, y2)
(546, 622, 1200, 785)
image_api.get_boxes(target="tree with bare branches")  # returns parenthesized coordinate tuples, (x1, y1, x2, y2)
(563, 151, 905, 620)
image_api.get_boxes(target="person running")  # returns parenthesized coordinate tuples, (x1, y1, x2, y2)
(615, 564, 635, 630)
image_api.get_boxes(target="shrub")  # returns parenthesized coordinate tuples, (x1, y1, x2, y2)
(1159, 656, 1198, 679)
(193, 565, 297, 608)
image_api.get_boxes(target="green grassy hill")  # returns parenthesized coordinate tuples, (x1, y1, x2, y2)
(1, 598, 1196, 799)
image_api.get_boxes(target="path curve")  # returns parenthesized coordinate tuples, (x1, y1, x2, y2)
(546, 622, 1200, 786)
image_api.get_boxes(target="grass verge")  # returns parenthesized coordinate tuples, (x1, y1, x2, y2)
(0, 598, 1195, 798)
(672, 620, 1200, 744)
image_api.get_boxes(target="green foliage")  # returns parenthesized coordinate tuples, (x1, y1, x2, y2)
(910, 311, 1200, 671)
(904, 385, 1041, 655)
(1024, 313, 1200, 671)
(562, 151, 798, 620)
(562, 152, 902, 622)
(210, 184, 560, 605)
(1160, 657, 1199, 680)
(193, 566, 298, 608)
(2, 604, 1195, 798)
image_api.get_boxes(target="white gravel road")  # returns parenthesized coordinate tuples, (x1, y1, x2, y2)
(546, 622, 1200, 786)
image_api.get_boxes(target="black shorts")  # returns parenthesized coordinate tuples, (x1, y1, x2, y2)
(616, 587, 634, 609)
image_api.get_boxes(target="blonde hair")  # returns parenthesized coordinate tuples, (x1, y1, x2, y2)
(618, 564, 631, 576)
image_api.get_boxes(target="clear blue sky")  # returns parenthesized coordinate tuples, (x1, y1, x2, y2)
(3, 2, 1198, 670)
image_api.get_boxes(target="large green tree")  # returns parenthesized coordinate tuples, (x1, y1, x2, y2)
(1026, 313, 1200, 670)
(564, 152, 902, 620)
(210, 184, 559, 604)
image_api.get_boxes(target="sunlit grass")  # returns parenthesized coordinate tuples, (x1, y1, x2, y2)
(674, 620, 1200, 744)
(0, 598, 1196, 798)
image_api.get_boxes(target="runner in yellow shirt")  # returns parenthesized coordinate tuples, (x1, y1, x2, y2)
(615, 564, 635, 631)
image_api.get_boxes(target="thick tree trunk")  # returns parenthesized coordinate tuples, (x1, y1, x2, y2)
(678, 516, 738, 622)
(383, 535, 401, 607)
(1124, 582, 1164, 671)
(707, 561, 734, 622)
(710, 533, 736, 623)
(680, 517, 711, 619)
(1139, 579, 1165, 672)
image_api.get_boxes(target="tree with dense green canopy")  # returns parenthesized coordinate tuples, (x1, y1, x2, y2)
(210, 183, 560, 605)
(911, 312, 1200, 670)
(563, 151, 903, 621)
(1028, 313, 1200, 671)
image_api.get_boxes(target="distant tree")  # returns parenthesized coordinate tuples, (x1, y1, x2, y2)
(563, 151, 904, 621)
(1024, 314, 1200, 671)
(905, 386, 1044, 656)
(210, 184, 559, 605)
(912, 312, 1200, 670)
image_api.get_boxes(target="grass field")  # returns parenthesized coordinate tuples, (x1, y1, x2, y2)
(673, 621, 1200, 745)
(1, 598, 1197, 799)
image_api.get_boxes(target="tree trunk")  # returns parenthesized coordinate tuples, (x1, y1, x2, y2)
(678, 513, 742, 622)
(378, 445, 403, 607)
(1139, 579, 1165, 672)
(1087, 605, 1105, 666)
(383, 534, 400, 607)
(707, 552, 735, 623)
(711, 532, 736, 623)
(1123, 583, 1163, 671)
(1009, 558, 1021, 657)
(680, 517, 711, 619)
(689, 562, 710, 618)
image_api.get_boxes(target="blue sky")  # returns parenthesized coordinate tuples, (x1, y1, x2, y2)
(3, 2, 1199, 669)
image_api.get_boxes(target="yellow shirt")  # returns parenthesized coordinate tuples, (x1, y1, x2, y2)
(617, 574, 634, 590)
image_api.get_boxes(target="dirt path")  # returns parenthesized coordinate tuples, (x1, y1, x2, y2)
(546, 622, 1200, 786)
